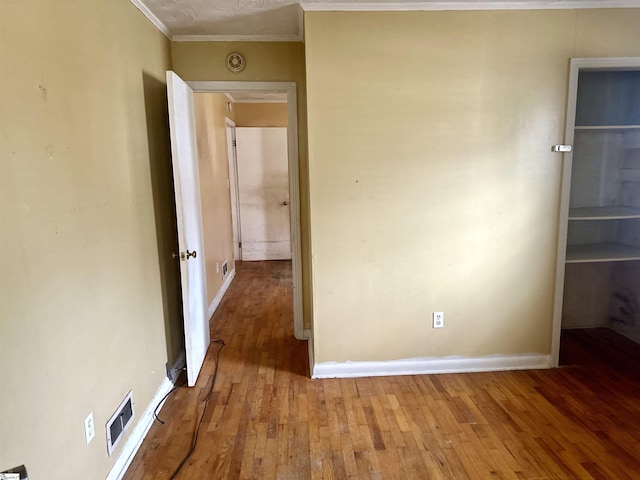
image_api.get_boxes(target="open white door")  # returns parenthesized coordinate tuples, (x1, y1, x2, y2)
(166, 71, 209, 387)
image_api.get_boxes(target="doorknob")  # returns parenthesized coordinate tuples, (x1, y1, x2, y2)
(172, 251, 197, 260)
(282, 201, 289, 206)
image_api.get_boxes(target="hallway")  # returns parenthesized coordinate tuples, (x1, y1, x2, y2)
(124, 261, 640, 479)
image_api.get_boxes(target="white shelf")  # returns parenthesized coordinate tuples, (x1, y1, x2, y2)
(566, 243, 640, 263)
(569, 206, 640, 220)
(575, 125, 640, 132)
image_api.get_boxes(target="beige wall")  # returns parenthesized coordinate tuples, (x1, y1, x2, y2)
(171, 42, 313, 330)
(305, 9, 640, 364)
(194, 93, 236, 305)
(234, 103, 289, 127)
(0, 0, 176, 478)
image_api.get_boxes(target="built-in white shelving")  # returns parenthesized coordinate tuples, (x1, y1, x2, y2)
(559, 64, 640, 345)
(574, 125, 640, 132)
(569, 206, 640, 220)
(566, 243, 640, 263)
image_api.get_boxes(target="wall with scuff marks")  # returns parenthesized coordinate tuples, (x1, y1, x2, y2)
(0, 0, 176, 477)
(304, 9, 640, 364)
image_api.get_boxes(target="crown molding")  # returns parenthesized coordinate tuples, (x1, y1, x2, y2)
(301, 0, 640, 11)
(130, 0, 171, 39)
(172, 34, 303, 42)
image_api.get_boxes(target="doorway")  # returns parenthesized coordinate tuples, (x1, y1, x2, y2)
(190, 81, 304, 341)
(552, 57, 640, 367)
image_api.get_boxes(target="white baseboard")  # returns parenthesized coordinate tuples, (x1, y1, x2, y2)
(303, 329, 311, 339)
(106, 377, 174, 480)
(208, 268, 236, 320)
(312, 353, 551, 379)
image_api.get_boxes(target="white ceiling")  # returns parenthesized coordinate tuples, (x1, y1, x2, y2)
(132, 0, 640, 41)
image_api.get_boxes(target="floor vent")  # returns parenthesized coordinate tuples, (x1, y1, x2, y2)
(106, 390, 134, 456)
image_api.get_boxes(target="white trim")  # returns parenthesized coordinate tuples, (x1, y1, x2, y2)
(187, 81, 305, 342)
(303, 329, 311, 339)
(129, 0, 171, 39)
(106, 378, 173, 480)
(301, 1, 640, 12)
(551, 56, 640, 368)
(208, 268, 236, 320)
(312, 354, 551, 379)
(224, 92, 287, 104)
(172, 34, 302, 42)
(188, 81, 295, 92)
(235, 99, 288, 104)
(225, 118, 241, 261)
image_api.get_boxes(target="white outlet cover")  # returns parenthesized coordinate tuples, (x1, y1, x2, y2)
(433, 312, 444, 329)
(84, 411, 95, 444)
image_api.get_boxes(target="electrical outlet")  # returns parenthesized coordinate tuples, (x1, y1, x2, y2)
(0, 474, 20, 480)
(433, 312, 444, 328)
(84, 411, 95, 444)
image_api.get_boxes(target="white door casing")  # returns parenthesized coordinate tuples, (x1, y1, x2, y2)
(236, 127, 291, 261)
(186, 81, 304, 342)
(551, 57, 640, 367)
(225, 119, 241, 261)
(166, 71, 209, 387)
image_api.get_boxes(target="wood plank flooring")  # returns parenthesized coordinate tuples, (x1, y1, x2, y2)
(124, 261, 640, 479)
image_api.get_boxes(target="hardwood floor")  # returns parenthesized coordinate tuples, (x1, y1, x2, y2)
(124, 262, 640, 479)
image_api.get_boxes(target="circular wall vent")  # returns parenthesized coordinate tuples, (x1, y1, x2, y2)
(226, 53, 245, 73)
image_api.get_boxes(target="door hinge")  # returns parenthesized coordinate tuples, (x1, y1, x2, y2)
(232, 140, 237, 147)
(239, 242, 242, 248)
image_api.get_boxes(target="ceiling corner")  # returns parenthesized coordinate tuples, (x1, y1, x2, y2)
(130, 0, 172, 39)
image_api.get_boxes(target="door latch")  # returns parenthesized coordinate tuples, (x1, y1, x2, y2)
(552, 144, 572, 153)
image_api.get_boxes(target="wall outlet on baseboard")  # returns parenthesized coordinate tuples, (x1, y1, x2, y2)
(222, 260, 228, 279)
(433, 312, 444, 329)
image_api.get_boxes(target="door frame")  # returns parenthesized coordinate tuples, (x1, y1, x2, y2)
(225, 118, 242, 261)
(189, 81, 304, 340)
(550, 57, 640, 367)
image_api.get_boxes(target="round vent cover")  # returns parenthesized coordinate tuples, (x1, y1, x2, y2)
(226, 52, 245, 73)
